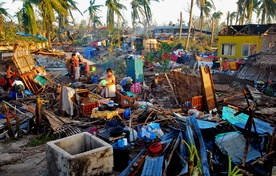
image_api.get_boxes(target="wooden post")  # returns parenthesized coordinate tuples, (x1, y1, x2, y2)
(165, 73, 179, 106)
(4, 104, 14, 139)
(179, 12, 183, 39)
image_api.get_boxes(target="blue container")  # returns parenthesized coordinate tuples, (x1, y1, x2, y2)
(118, 139, 124, 148)
(124, 108, 131, 120)
(24, 90, 33, 96)
(92, 75, 98, 83)
(9, 91, 16, 99)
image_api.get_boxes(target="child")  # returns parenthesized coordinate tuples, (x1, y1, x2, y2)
(6, 64, 15, 91)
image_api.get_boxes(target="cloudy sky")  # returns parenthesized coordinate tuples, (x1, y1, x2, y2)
(3, 0, 238, 26)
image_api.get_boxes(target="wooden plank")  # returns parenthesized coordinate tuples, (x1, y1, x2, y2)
(199, 66, 217, 111)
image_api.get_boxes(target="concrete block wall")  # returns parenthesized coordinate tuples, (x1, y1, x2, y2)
(46, 132, 113, 176)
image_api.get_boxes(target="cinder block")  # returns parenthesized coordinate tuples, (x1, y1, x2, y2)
(46, 132, 113, 176)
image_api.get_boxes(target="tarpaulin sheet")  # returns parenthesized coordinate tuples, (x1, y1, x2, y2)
(222, 106, 274, 135)
(215, 131, 261, 164)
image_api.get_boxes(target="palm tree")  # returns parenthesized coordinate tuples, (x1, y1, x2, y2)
(185, 0, 195, 51)
(131, 0, 145, 31)
(0, 2, 10, 18)
(139, 0, 159, 31)
(105, 0, 127, 32)
(211, 11, 223, 45)
(0, 2, 11, 37)
(235, 0, 260, 24)
(92, 15, 102, 28)
(229, 11, 236, 25)
(35, 0, 68, 49)
(258, 0, 276, 24)
(84, 0, 102, 28)
(14, 0, 39, 35)
(196, 0, 214, 37)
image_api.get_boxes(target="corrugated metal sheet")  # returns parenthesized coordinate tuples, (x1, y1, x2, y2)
(215, 131, 261, 164)
(141, 156, 164, 176)
(197, 119, 219, 129)
(222, 106, 274, 135)
(187, 116, 211, 176)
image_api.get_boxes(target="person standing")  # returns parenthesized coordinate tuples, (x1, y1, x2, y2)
(220, 57, 231, 75)
(6, 64, 15, 91)
(105, 68, 116, 98)
(72, 53, 80, 82)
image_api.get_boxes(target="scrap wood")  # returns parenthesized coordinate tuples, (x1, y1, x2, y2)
(142, 111, 154, 127)
(164, 73, 179, 106)
(4, 104, 14, 139)
(250, 151, 275, 165)
(42, 109, 73, 131)
(130, 116, 175, 127)
(219, 93, 245, 103)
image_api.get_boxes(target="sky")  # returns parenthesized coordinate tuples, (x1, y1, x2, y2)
(3, 0, 238, 26)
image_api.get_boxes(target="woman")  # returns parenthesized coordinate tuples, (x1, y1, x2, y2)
(104, 68, 116, 98)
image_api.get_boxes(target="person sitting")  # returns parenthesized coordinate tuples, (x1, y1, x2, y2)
(149, 73, 164, 93)
(120, 77, 133, 91)
(220, 57, 230, 75)
(12, 80, 25, 93)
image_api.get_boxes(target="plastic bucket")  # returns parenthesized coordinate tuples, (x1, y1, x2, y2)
(92, 76, 98, 83)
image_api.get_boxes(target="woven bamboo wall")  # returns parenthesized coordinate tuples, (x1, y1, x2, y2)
(170, 71, 202, 103)
(12, 41, 35, 75)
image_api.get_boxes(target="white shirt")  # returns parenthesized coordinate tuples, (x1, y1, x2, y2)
(12, 80, 24, 87)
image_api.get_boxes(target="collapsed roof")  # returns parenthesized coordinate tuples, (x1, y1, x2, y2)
(237, 45, 276, 81)
(218, 24, 276, 36)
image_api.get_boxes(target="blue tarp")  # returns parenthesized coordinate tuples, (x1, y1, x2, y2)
(16, 32, 47, 41)
(85, 47, 96, 58)
(222, 106, 274, 135)
(215, 131, 261, 164)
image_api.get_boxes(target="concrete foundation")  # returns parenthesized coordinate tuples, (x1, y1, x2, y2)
(46, 132, 113, 176)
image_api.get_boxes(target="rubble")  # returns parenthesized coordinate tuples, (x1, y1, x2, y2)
(0, 42, 276, 176)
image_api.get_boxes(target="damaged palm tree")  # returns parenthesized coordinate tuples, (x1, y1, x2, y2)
(4, 103, 14, 139)
(182, 140, 202, 176)
(34, 96, 49, 134)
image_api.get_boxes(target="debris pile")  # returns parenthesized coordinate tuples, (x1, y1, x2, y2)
(0, 43, 276, 176)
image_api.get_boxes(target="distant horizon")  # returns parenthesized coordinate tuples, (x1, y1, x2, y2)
(3, 0, 258, 27)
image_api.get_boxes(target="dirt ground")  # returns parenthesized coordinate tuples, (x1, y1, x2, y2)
(0, 135, 47, 176)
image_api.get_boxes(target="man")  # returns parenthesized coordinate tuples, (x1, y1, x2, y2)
(149, 73, 164, 93)
(220, 57, 230, 75)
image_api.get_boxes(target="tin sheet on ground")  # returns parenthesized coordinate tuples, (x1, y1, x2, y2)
(222, 106, 274, 135)
(215, 131, 261, 164)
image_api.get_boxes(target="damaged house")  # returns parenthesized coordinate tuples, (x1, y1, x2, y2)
(217, 24, 276, 60)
